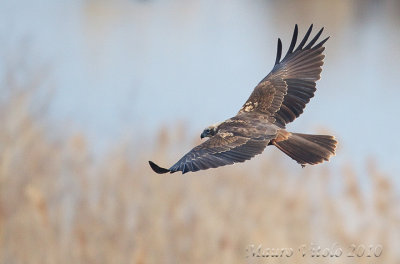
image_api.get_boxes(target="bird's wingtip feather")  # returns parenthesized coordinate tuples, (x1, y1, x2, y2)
(149, 161, 170, 174)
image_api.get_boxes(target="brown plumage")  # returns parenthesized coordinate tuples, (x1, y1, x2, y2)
(149, 24, 337, 174)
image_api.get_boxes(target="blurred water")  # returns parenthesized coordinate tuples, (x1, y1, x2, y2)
(1, 0, 400, 175)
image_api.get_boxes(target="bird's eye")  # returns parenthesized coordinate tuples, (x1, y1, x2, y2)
(206, 129, 210, 133)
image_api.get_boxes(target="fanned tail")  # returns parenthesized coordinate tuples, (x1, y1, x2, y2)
(272, 132, 337, 167)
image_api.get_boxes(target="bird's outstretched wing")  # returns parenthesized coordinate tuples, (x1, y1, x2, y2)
(238, 24, 329, 127)
(149, 132, 270, 174)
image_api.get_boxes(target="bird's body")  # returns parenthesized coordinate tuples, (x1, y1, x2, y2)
(149, 25, 337, 174)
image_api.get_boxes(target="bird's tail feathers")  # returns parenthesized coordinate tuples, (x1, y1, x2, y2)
(272, 132, 337, 167)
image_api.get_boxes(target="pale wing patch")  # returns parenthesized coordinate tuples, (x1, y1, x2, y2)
(219, 132, 234, 138)
(241, 101, 259, 112)
(224, 119, 246, 123)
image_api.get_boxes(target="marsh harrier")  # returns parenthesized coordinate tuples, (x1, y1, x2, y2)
(149, 25, 337, 174)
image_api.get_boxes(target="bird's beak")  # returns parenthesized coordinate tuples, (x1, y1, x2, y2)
(200, 132, 206, 139)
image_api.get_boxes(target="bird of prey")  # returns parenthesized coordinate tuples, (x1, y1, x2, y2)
(149, 24, 337, 174)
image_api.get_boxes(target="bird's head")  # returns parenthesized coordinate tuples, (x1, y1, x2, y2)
(200, 123, 220, 139)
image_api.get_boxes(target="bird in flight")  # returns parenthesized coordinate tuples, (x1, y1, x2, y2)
(149, 24, 337, 174)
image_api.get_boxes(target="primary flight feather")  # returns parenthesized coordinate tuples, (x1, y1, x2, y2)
(149, 24, 337, 174)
